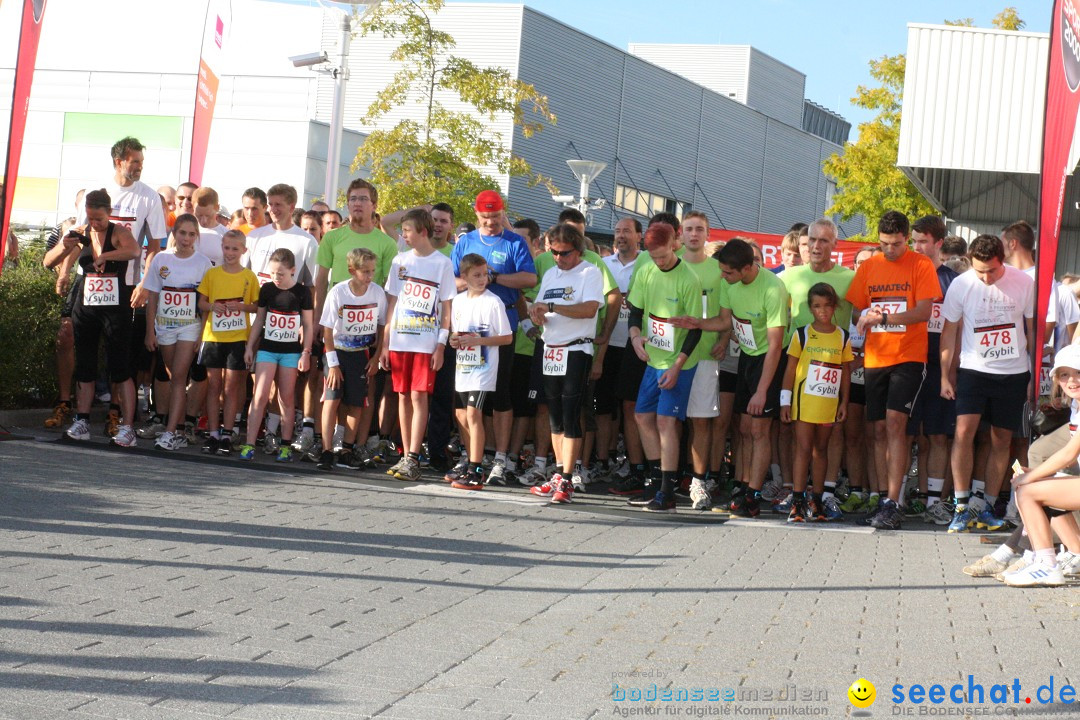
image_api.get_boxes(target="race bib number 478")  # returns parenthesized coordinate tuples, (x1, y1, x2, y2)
(975, 323, 1018, 361)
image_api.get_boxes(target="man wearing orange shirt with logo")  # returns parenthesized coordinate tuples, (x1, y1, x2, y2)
(846, 211, 942, 529)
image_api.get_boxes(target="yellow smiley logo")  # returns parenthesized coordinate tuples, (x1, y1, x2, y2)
(848, 678, 876, 709)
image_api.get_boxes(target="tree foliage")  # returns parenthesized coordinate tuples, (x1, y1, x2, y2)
(352, 0, 556, 221)
(823, 8, 1024, 239)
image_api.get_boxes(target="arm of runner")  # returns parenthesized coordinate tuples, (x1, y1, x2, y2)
(627, 302, 648, 363)
(314, 265, 330, 319)
(779, 353, 797, 424)
(748, 326, 784, 416)
(490, 270, 537, 290)
(548, 300, 600, 320)
(887, 297, 933, 326)
(322, 326, 342, 389)
(939, 318, 959, 400)
(596, 289, 621, 345)
(379, 295, 397, 370)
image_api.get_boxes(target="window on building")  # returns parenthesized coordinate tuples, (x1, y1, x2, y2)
(615, 184, 690, 220)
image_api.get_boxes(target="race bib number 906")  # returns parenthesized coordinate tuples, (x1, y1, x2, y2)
(401, 277, 438, 316)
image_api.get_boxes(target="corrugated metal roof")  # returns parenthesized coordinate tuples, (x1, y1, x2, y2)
(897, 23, 1049, 173)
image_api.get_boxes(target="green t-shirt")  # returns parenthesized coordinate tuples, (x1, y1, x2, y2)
(535, 249, 618, 336)
(317, 225, 399, 287)
(627, 259, 702, 371)
(718, 266, 789, 357)
(436, 242, 453, 258)
(781, 264, 855, 338)
(683, 255, 722, 364)
(514, 282, 540, 356)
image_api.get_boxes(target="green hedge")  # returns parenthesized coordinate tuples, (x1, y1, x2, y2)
(0, 238, 61, 409)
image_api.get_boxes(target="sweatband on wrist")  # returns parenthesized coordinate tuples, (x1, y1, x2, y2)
(324, 351, 340, 368)
(780, 390, 792, 406)
(438, 329, 450, 344)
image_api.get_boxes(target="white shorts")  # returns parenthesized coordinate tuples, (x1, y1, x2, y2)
(155, 322, 202, 345)
(687, 359, 719, 418)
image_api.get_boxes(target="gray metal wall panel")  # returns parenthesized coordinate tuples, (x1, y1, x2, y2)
(759, 120, 821, 232)
(694, 90, 768, 231)
(746, 49, 805, 129)
(627, 44, 750, 103)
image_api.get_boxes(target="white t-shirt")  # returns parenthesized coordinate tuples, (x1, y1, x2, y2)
(79, 179, 168, 285)
(1070, 400, 1080, 435)
(1021, 266, 1080, 342)
(142, 250, 213, 328)
(451, 289, 512, 392)
(536, 261, 604, 355)
(320, 280, 386, 352)
(197, 224, 227, 266)
(385, 250, 457, 354)
(603, 253, 637, 349)
(245, 224, 319, 287)
(942, 265, 1033, 375)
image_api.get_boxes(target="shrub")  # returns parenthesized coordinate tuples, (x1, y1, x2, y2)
(0, 236, 62, 408)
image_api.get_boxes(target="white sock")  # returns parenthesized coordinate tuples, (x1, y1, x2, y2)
(770, 464, 781, 482)
(267, 413, 281, 434)
(991, 544, 1017, 563)
(536, 456, 548, 470)
(1035, 547, 1058, 567)
(494, 451, 507, 464)
(927, 477, 944, 507)
(1022, 550, 1034, 563)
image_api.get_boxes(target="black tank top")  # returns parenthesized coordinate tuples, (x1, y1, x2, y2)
(76, 223, 131, 307)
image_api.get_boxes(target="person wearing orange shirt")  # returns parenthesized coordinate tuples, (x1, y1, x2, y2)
(845, 210, 942, 529)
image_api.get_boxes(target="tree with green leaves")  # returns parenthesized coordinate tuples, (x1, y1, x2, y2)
(352, 0, 556, 222)
(823, 8, 1024, 238)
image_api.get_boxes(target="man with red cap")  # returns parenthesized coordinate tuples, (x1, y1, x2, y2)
(449, 190, 538, 484)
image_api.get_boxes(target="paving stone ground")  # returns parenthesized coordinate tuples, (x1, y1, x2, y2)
(2, 431, 1080, 719)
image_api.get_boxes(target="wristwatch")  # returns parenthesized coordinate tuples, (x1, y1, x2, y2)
(881, 311, 889, 327)
(489, 270, 499, 285)
(548, 301, 555, 314)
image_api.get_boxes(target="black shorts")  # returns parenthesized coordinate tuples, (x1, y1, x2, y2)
(864, 362, 925, 422)
(482, 343, 514, 415)
(906, 365, 955, 436)
(323, 349, 370, 408)
(593, 345, 624, 417)
(955, 368, 1029, 433)
(615, 344, 647, 402)
(544, 349, 591, 439)
(849, 380, 866, 406)
(734, 351, 785, 418)
(456, 390, 489, 411)
(72, 304, 133, 384)
(528, 340, 546, 406)
(511, 350, 537, 417)
(199, 340, 248, 371)
(61, 280, 78, 319)
(718, 369, 737, 395)
(129, 310, 153, 378)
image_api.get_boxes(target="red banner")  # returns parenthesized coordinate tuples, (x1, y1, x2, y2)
(1036, 0, 1080, 368)
(189, 0, 230, 185)
(1, 0, 47, 273)
(708, 228, 870, 270)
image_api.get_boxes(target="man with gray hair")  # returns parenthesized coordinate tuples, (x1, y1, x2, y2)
(779, 217, 855, 520)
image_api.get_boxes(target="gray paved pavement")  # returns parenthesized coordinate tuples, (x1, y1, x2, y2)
(2, 433, 1080, 719)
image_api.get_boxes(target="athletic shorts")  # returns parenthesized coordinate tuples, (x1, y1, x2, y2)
(955, 368, 1030, 433)
(390, 350, 437, 394)
(593, 345, 624, 416)
(199, 340, 247, 371)
(734, 352, 786, 418)
(635, 364, 697, 421)
(456, 390, 490, 411)
(256, 350, 301, 369)
(510, 351, 537, 417)
(718, 369, 737, 395)
(188, 360, 207, 383)
(687, 359, 719, 418)
(906, 365, 955, 436)
(528, 340, 546, 405)
(323, 349, 370, 407)
(72, 305, 133, 384)
(864, 361, 925, 422)
(615, 345, 647, 402)
(482, 343, 514, 414)
(154, 322, 201, 345)
(129, 310, 153, 378)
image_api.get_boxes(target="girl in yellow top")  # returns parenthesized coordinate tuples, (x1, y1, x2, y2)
(780, 283, 853, 522)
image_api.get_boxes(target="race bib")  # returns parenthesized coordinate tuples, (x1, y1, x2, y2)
(542, 345, 568, 376)
(927, 302, 944, 334)
(728, 338, 742, 359)
(618, 294, 629, 324)
(806, 360, 842, 399)
(212, 298, 246, 334)
(400, 277, 438, 316)
(975, 323, 1018, 361)
(646, 314, 674, 352)
(159, 287, 196, 322)
(264, 310, 301, 343)
(257, 272, 272, 287)
(1040, 362, 1053, 397)
(870, 298, 907, 333)
(84, 274, 119, 307)
(850, 353, 865, 385)
(457, 343, 483, 367)
(343, 303, 378, 337)
(733, 316, 757, 351)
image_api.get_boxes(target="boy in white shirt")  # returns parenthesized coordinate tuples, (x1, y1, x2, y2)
(193, 187, 227, 266)
(379, 208, 457, 482)
(446, 254, 513, 489)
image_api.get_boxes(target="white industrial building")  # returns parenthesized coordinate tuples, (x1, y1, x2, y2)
(1, 0, 856, 237)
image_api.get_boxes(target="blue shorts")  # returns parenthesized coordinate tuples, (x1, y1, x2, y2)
(635, 365, 697, 420)
(255, 350, 302, 369)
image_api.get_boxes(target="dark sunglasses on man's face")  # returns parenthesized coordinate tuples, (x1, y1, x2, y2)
(551, 248, 577, 257)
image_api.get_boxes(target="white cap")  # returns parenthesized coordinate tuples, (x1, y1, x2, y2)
(1051, 344, 1080, 376)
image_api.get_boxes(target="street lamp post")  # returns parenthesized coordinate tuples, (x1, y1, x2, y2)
(552, 159, 607, 224)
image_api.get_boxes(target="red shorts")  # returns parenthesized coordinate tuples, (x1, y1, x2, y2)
(389, 350, 438, 393)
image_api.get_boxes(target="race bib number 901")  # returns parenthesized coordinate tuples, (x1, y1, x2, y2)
(159, 287, 196, 322)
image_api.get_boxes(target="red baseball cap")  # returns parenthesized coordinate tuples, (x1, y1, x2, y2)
(474, 190, 504, 213)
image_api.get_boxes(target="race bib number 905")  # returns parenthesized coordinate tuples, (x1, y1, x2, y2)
(265, 310, 301, 343)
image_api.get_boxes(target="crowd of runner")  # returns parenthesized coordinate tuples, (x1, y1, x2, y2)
(37, 136, 1080, 589)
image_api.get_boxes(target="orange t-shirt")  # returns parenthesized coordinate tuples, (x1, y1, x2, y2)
(845, 249, 941, 368)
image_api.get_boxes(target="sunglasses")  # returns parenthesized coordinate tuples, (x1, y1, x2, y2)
(551, 248, 577, 257)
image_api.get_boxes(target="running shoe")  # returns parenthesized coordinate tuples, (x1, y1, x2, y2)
(386, 457, 408, 478)
(628, 480, 661, 506)
(44, 402, 72, 429)
(292, 428, 316, 455)
(904, 497, 928, 517)
(238, 444, 255, 461)
(1057, 551, 1080, 578)
(104, 409, 121, 438)
(516, 464, 546, 487)
(863, 493, 881, 514)
(66, 418, 90, 441)
(947, 504, 977, 534)
(371, 439, 396, 464)
(807, 497, 826, 522)
(994, 555, 1031, 583)
(136, 416, 166, 439)
(611, 458, 631, 479)
(530, 474, 560, 498)
(1003, 562, 1065, 587)
(183, 421, 199, 444)
(689, 479, 711, 511)
(922, 501, 955, 525)
(216, 436, 233, 456)
(772, 492, 793, 515)
(201, 436, 220, 454)
(551, 476, 574, 504)
(316, 450, 336, 471)
(729, 492, 761, 518)
(335, 448, 363, 470)
(975, 508, 1007, 532)
(787, 497, 807, 523)
(870, 503, 903, 530)
(396, 457, 422, 482)
(444, 456, 469, 484)
(488, 458, 508, 486)
(571, 468, 587, 493)
(451, 471, 486, 491)
(276, 446, 293, 463)
(839, 492, 867, 514)
(609, 475, 647, 496)
(643, 491, 675, 513)
(823, 495, 844, 521)
(760, 473, 784, 503)
(111, 424, 137, 448)
(263, 431, 280, 455)
(303, 439, 323, 463)
(963, 553, 1019, 577)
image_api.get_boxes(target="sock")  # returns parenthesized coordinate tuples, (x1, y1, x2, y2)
(633, 463, 646, 476)
(972, 479, 986, 507)
(691, 474, 705, 489)
(472, 463, 484, 475)
(302, 417, 315, 430)
(850, 486, 865, 496)
(313, 432, 322, 443)
(955, 490, 971, 507)
(109, 402, 121, 413)
(494, 451, 507, 465)
(793, 490, 806, 500)
(812, 492, 824, 508)
(1035, 547, 1058, 566)
(645, 458, 660, 478)
(927, 477, 944, 507)
(407, 451, 420, 462)
(769, 463, 781, 483)
(342, 441, 354, 451)
(210, 430, 221, 440)
(506, 457, 518, 473)
(76, 412, 90, 421)
(991, 544, 1017, 563)
(536, 456, 548, 470)
(185, 414, 197, 428)
(221, 428, 232, 438)
(660, 470, 677, 495)
(267, 413, 281, 434)
(823, 480, 837, 500)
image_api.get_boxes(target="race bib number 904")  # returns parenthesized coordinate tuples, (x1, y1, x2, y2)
(343, 304, 378, 337)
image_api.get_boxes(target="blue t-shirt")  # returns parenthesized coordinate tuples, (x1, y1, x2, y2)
(927, 263, 959, 365)
(451, 229, 536, 330)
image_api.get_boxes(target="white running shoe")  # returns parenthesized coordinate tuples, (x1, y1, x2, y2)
(292, 428, 315, 455)
(154, 430, 186, 451)
(66, 418, 90, 441)
(1057, 551, 1080, 578)
(518, 465, 547, 487)
(690, 479, 711, 511)
(963, 553, 1018, 578)
(488, 458, 508, 486)
(112, 424, 138, 448)
(1003, 562, 1065, 587)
